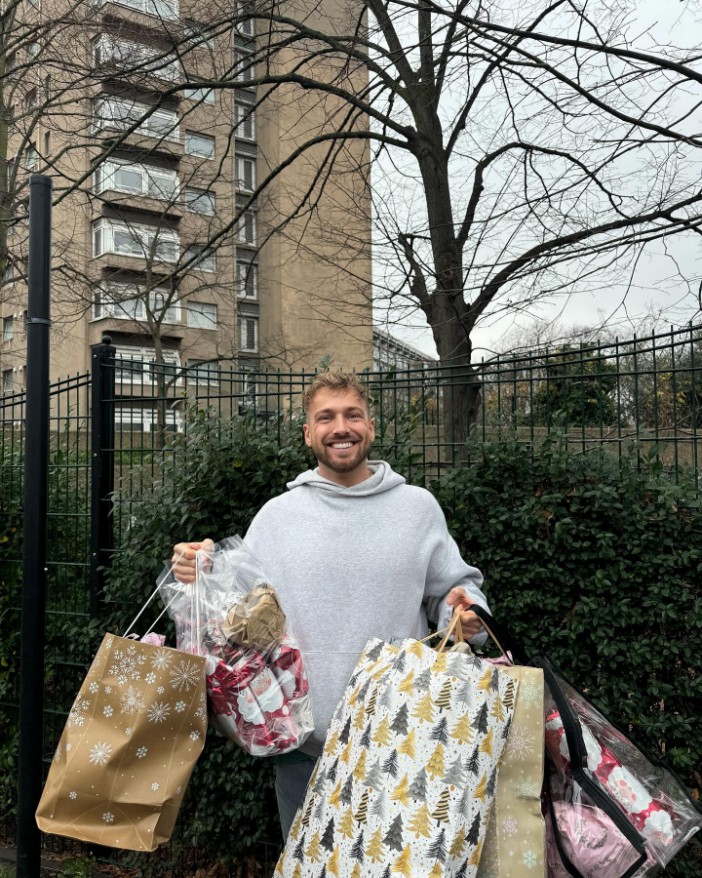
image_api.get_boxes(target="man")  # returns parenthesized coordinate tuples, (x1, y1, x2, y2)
(172, 371, 489, 838)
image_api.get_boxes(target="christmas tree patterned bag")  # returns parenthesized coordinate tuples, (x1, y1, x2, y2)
(274, 631, 517, 878)
(36, 632, 207, 852)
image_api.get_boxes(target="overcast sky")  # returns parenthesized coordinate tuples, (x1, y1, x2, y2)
(378, 2, 702, 361)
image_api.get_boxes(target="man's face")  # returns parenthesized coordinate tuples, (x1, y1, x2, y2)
(303, 388, 375, 484)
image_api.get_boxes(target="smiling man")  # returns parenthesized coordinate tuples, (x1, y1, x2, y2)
(172, 371, 489, 838)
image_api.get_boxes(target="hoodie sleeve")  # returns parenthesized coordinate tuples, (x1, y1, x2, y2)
(421, 494, 489, 643)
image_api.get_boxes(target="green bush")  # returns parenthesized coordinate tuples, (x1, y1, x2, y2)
(432, 437, 702, 877)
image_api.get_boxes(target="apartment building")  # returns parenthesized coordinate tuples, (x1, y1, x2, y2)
(0, 0, 373, 414)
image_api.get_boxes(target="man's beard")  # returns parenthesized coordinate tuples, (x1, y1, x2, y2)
(314, 437, 372, 473)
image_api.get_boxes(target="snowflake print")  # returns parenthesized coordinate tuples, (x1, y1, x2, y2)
(518, 678, 543, 708)
(136, 747, 149, 759)
(176, 786, 182, 794)
(69, 791, 77, 800)
(157, 686, 165, 695)
(503, 817, 518, 836)
(109, 644, 147, 685)
(148, 701, 171, 723)
(125, 727, 133, 737)
(516, 777, 542, 799)
(89, 682, 99, 694)
(145, 672, 157, 684)
(170, 659, 201, 692)
(67, 696, 91, 728)
(175, 701, 186, 713)
(89, 742, 113, 766)
(104, 686, 112, 694)
(103, 812, 114, 824)
(506, 727, 535, 760)
(151, 650, 172, 671)
(67, 713, 85, 729)
(65, 743, 72, 752)
(120, 686, 145, 715)
(103, 706, 113, 718)
(195, 706, 206, 721)
(151, 782, 160, 791)
(522, 850, 538, 868)
(189, 730, 201, 741)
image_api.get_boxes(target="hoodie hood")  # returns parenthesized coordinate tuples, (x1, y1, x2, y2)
(286, 460, 405, 497)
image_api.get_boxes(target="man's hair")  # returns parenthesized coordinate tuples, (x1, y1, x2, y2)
(302, 371, 371, 415)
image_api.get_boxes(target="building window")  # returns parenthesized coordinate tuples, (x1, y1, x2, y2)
(183, 19, 214, 48)
(93, 97, 180, 142)
(234, 102, 255, 140)
(235, 260, 257, 299)
(25, 145, 39, 171)
(235, 156, 255, 192)
(93, 283, 180, 323)
(184, 187, 215, 215)
(184, 131, 215, 159)
(187, 359, 219, 385)
(92, 218, 179, 262)
(25, 89, 37, 109)
(186, 300, 217, 329)
(114, 406, 183, 432)
(235, 208, 256, 245)
(234, 49, 255, 85)
(182, 86, 215, 104)
(113, 345, 182, 386)
(239, 315, 258, 353)
(3, 316, 14, 342)
(236, 1, 255, 36)
(184, 244, 216, 272)
(94, 159, 178, 200)
(2, 369, 13, 394)
(27, 42, 40, 59)
(93, 35, 180, 82)
(92, 0, 179, 22)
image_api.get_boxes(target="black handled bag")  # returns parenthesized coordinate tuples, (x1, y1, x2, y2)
(468, 604, 702, 878)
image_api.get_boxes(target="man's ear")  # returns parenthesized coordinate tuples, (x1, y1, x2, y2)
(369, 417, 376, 441)
(303, 423, 312, 447)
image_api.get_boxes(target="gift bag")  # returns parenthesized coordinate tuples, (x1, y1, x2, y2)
(160, 536, 313, 756)
(36, 630, 207, 852)
(477, 665, 546, 878)
(275, 619, 518, 878)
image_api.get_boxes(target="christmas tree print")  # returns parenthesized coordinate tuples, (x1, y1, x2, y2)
(301, 796, 314, 827)
(398, 727, 416, 759)
(378, 684, 394, 712)
(503, 678, 516, 709)
(392, 844, 412, 877)
(354, 788, 369, 824)
(327, 757, 340, 783)
(317, 867, 327, 878)
(491, 690, 505, 722)
(426, 742, 446, 779)
(501, 716, 512, 739)
(477, 665, 494, 691)
(455, 859, 469, 878)
(407, 801, 432, 837)
(373, 716, 393, 746)
(474, 701, 489, 734)
(406, 638, 426, 658)
(454, 786, 472, 821)
(365, 758, 385, 792)
(435, 679, 452, 711)
(448, 829, 466, 859)
(328, 779, 343, 807)
(289, 809, 303, 841)
(429, 788, 451, 826)
(311, 765, 327, 794)
(367, 826, 386, 862)
(430, 716, 449, 744)
(383, 814, 404, 851)
(455, 679, 474, 708)
(486, 766, 497, 798)
(365, 640, 385, 662)
(348, 684, 362, 707)
(340, 773, 354, 806)
(433, 652, 448, 673)
(412, 691, 435, 724)
(428, 863, 444, 878)
(465, 744, 480, 775)
(390, 703, 409, 735)
(415, 667, 432, 691)
(340, 738, 353, 763)
(380, 865, 392, 878)
(350, 863, 362, 878)
(446, 652, 469, 678)
(293, 832, 306, 862)
(390, 773, 410, 806)
(326, 846, 340, 876)
(360, 721, 373, 748)
(398, 670, 415, 694)
(408, 767, 428, 800)
(468, 839, 483, 866)
(291, 865, 302, 878)
(304, 831, 322, 862)
(443, 754, 466, 788)
(428, 828, 447, 863)
(449, 713, 474, 745)
(353, 702, 366, 731)
(370, 789, 389, 823)
(350, 829, 365, 862)
(339, 716, 352, 744)
(393, 650, 407, 675)
(320, 817, 335, 851)
(466, 810, 483, 849)
(365, 686, 378, 716)
(479, 726, 494, 757)
(353, 748, 368, 783)
(313, 795, 326, 823)
(382, 748, 399, 777)
(357, 678, 372, 702)
(339, 806, 355, 839)
(473, 772, 487, 800)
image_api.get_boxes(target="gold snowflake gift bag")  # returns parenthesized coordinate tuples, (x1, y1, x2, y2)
(477, 665, 546, 878)
(36, 632, 207, 851)
(275, 629, 517, 878)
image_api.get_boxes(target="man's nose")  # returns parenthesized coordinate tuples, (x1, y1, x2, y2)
(330, 415, 352, 432)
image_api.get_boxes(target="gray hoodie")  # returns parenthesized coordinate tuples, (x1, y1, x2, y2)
(244, 460, 488, 756)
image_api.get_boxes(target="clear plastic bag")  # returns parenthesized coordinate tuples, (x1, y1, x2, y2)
(159, 536, 314, 757)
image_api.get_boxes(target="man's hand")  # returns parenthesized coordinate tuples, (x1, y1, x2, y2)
(171, 538, 214, 583)
(446, 587, 484, 639)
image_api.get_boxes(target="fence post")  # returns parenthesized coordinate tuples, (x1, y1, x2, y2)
(89, 335, 116, 617)
(16, 174, 52, 878)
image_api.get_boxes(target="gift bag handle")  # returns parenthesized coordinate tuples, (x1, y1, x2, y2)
(467, 603, 528, 664)
(434, 609, 465, 654)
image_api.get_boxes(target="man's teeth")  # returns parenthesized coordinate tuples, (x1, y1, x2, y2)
(332, 442, 353, 448)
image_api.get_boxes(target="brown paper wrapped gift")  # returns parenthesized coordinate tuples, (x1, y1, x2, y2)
(36, 633, 207, 852)
(477, 665, 546, 878)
